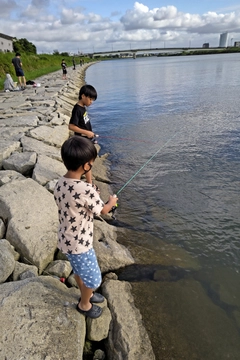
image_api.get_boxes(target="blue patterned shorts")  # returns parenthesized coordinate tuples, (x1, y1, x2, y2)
(66, 248, 102, 289)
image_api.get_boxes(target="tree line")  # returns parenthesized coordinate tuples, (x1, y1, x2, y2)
(13, 38, 73, 57)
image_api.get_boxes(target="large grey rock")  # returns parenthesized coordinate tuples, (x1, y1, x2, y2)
(92, 156, 111, 183)
(102, 279, 155, 360)
(21, 135, 61, 160)
(0, 114, 38, 127)
(12, 261, 38, 281)
(87, 304, 112, 341)
(0, 139, 21, 169)
(29, 124, 69, 147)
(2, 151, 37, 175)
(0, 238, 20, 261)
(28, 99, 56, 107)
(0, 169, 26, 186)
(0, 240, 15, 283)
(45, 179, 58, 193)
(12, 100, 32, 109)
(1, 126, 33, 141)
(0, 178, 58, 273)
(32, 154, 65, 185)
(67, 273, 78, 287)
(43, 260, 72, 279)
(0, 276, 86, 360)
(58, 94, 76, 106)
(94, 220, 134, 272)
(50, 113, 69, 126)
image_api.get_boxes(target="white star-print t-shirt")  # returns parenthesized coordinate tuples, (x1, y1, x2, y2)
(54, 177, 104, 255)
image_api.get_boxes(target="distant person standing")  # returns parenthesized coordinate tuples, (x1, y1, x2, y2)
(72, 57, 76, 70)
(61, 59, 67, 80)
(11, 53, 26, 90)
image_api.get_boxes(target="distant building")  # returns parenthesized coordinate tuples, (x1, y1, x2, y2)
(219, 32, 229, 48)
(0, 33, 14, 52)
(234, 41, 240, 47)
(202, 43, 209, 48)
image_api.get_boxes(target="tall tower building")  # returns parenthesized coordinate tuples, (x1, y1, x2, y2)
(219, 32, 229, 47)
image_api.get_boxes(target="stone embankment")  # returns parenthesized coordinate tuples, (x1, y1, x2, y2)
(0, 65, 155, 359)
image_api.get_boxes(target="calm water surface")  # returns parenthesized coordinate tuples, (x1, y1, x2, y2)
(86, 54, 240, 360)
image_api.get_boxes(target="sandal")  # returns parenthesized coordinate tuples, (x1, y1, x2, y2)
(76, 303, 102, 318)
(79, 292, 105, 304)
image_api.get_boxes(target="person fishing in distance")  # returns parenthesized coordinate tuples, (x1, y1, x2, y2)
(68, 84, 99, 185)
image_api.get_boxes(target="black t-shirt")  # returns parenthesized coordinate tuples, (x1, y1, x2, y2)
(12, 57, 21, 70)
(69, 104, 92, 134)
(61, 62, 67, 70)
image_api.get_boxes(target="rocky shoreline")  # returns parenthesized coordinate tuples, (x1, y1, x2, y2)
(0, 64, 155, 359)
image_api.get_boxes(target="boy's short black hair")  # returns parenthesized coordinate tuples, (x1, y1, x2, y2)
(16, 53, 21, 56)
(61, 136, 97, 171)
(79, 84, 97, 101)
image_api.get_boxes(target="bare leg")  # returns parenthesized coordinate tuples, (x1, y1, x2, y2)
(22, 76, 26, 87)
(74, 274, 93, 311)
(18, 76, 22, 88)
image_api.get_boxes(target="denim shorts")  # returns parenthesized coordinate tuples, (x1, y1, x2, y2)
(67, 248, 102, 289)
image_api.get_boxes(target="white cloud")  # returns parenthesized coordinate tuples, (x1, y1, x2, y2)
(120, 2, 240, 34)
(60, 8, 86, 24)
(153, 6, 178, 21)
(1, 1, 240, 53)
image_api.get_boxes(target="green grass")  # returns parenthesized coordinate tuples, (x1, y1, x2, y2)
(0, 52, 94, 90)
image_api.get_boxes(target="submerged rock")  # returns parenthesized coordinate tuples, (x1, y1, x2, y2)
(102, 279, 155, 360)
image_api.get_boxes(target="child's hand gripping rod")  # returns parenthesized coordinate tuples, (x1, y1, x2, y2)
(107, 194, 118, 220)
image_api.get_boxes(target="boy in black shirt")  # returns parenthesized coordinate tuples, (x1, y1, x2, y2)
(69, 85, 98, 184)
(61, 59, 67, 79)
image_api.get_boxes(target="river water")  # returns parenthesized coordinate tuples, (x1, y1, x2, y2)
(86, 54, 240, 360)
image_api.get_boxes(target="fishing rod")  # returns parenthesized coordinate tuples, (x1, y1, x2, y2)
(109, 131, 181, 219)
(95, 134, 155, 144)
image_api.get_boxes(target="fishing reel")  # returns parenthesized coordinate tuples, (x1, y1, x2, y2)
(106, 194, 118, 220)
(109, 204, 118, 220)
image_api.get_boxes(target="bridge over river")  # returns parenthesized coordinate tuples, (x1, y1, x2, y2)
(88, 47, 222, 58)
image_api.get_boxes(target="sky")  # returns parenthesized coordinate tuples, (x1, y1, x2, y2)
(1, 0, 240, 54)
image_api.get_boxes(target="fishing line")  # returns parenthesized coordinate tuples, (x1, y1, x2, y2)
(109, 131, 180, 219)
(116, 131, 180, 196)
(109, 127, 216, 219)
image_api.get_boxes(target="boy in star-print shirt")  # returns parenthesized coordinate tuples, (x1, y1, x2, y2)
(54, 136, 118, 319)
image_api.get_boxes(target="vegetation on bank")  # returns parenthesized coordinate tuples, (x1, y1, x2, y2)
(0, 52, 94, 90)
(13, 38, 37, 55)
(181, 47, 240, 56)
(156, 47, 240, 57)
